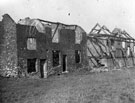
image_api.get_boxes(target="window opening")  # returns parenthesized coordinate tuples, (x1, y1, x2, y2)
(75, 50, 81, 63)
(27, 58, 37, 73)
(27, 38, 36, 50)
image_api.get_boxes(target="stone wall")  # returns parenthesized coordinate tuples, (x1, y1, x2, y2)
(0, 14, 18, 77)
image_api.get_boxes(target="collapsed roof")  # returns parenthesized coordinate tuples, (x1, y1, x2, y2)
(88, 23, 134, 40)
(18, 17, 86, 34)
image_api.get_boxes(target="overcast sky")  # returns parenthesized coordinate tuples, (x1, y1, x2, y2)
(0, 0, 135, 37)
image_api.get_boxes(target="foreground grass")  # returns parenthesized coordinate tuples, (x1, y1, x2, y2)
(0, 68, 135, 103)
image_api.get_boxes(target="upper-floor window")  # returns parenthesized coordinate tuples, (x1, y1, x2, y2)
(52, 26, 60, 43)
(52, 30, 60, 43)
(75, 31, 82, 44)
(27, 38, 36, 50)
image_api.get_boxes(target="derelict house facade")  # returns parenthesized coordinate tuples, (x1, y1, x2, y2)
(0, 14, 135, 78)
(87, 23, 135, 69)
(0, 14, 88, 78)
(17, 18, 88, 78)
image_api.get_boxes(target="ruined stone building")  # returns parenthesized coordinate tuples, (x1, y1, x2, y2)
(0, 14, 88, 78)
(0, 14, 135, 78)
(87, 23, 135, 69)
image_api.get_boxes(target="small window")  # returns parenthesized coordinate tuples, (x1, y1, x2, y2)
(27, 38, 36, 50)
(75, 50, 81, 63)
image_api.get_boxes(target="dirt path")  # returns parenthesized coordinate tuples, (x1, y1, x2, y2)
(0, 68, 135, 103)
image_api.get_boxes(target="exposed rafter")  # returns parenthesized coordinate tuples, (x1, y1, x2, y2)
(89, 23, 111, 36)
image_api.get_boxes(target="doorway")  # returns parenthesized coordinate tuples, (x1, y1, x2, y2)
(40, 59, 47, 78)
(75, 50, 81, 63)
(27, 58, 36, 73)
(52, 50, 60, 67)
(63, 55, 67, 72)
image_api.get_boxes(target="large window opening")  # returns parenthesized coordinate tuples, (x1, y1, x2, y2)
(75, 50, 81, 63)
(27, 58, 37, 73)
(27, 38, 36, 50)
(52, 50, 60, 67)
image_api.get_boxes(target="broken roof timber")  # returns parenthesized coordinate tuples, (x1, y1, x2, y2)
(89, 23, 111, 36)
(37, 19, 78, 27)
(88, 35, 135, 41)
(89, 23, 135, 41)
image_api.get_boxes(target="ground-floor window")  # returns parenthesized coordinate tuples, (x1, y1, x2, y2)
(52, 50, 60, 67)
(75, 50, 81, 63)
(27, 58, 37, 73)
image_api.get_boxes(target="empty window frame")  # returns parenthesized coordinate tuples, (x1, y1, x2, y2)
(75, 50, 81, 63)
(52, 50, 60, 67)
(52, 27, 60, 43)
(75, 31, 82, 44)
(27, 58, 37, 73)
(27, 38, 36, 50)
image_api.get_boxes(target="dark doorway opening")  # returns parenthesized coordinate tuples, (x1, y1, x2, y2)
(27, 58, 36, 73)
(63, 55, 67, 72)
(52, 50, 60, 67)
(40, 59, 46, 78)
(75, 50, 81, 63)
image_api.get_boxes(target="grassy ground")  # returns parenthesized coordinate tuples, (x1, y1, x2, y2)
(0, 68, 135, 103)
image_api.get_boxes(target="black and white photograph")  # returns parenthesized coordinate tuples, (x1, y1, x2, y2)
(0, 0, 135, 103)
